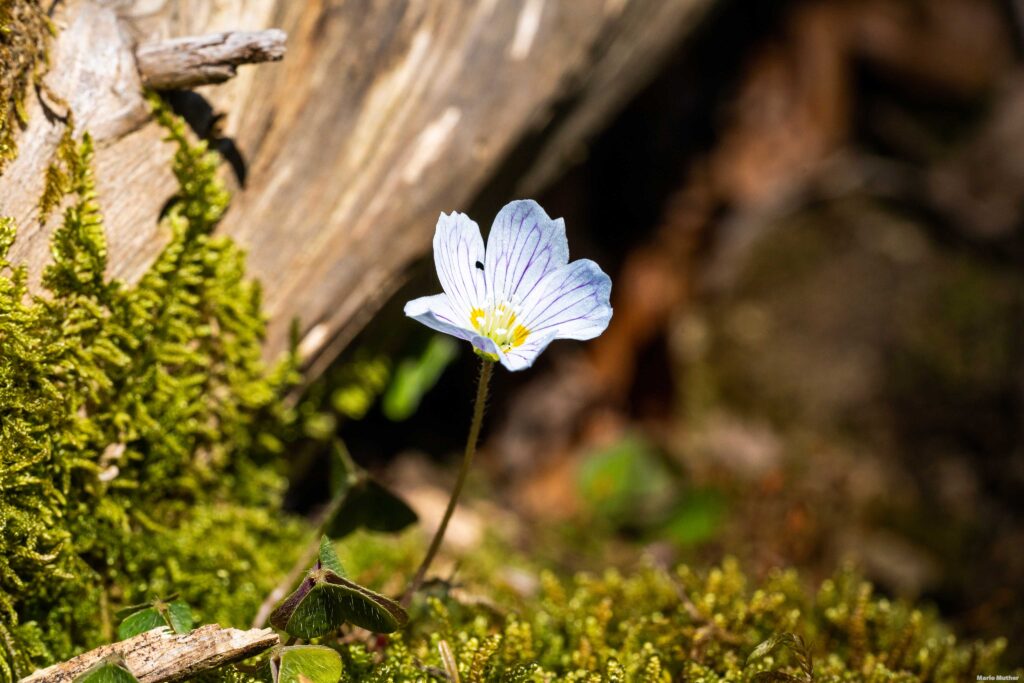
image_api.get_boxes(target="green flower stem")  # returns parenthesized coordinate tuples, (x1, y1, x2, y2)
(404, 359, 494, 606)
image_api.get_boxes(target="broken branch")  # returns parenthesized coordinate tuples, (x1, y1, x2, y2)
(19, 625, 279, 683)
(135, 29, 286, 90)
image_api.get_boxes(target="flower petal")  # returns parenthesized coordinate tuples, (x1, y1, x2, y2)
(470, 334, 503, 359)
(518, 259, 613, 341)
(434, 212, 486, 320)
(485, 200, 569, 309)
(497, 330, 557, 372)
(404, 294, 478, 341)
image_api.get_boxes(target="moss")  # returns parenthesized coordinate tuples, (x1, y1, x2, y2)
(0, 0, 52, 173)
(184, 530, 1011, 682)
(266, 533, 1011, 682)
(0, 97, 306, 681)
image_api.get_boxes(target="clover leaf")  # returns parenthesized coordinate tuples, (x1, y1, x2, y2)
(265, 645, 342, 683)
(116, 597, 194, 640)
(325, 442, 417, 538)
(269, 536, 407, 638)
(74, 658, 139, 683)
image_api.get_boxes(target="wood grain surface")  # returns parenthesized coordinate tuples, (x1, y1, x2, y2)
(0, 0, 710, 374)
(19, 625, 279, 683)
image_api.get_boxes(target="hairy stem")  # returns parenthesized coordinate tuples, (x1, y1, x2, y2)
(403, 359, 494, 605)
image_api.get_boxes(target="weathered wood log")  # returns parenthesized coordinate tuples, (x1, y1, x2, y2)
(19, 625, 279, 683)
(136, 30, 287, 90)
(0, 0, 711, 377)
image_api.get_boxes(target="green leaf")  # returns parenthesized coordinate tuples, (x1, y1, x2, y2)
(324, 441, 417, 539)
(317, 536, 347, 578)
(117, 608, 165, 640)
(116, 597, 194, 640)
(319, 572, 408, 633)
(577, 435, 673, 524)
(659, 489, 726, 547)
(269, 577, 334, 639)
(74, 659, 139, 683)
(164, 601, 194, 634)
(324, 477, 418, 539)
(267, 645, 342, 683)
(269, 559, 408, 638)
(382, 335, 458, 421)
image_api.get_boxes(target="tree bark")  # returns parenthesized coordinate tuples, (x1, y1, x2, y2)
(0, 0, 711, 375)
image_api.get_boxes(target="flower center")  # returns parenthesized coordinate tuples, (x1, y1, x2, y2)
(470, 303, 530, 351)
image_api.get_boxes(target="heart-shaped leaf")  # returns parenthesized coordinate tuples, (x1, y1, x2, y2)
(116, 599, 193, 640)
(269, 575, 339, 640)
(117, 608, 165, 640)
(269, 538, 408, 638)
(318, 572, 408, 633)
(325, 477, 418, 538)
(74, 659, 139, 683)
(325, 443, 417, 539)
(266, 645, 342, 683)
(164, 600, 194, 634)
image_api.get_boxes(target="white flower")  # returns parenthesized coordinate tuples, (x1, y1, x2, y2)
(404, 199, 613, 371)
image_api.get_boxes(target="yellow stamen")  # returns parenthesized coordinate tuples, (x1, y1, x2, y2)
(470, 304, 530, 352)
(511, 324, 529, 347)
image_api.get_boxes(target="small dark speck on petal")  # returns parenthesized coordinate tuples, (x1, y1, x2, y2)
(475, 261, 484, 270)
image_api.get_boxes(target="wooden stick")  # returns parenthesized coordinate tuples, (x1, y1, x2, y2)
(19, 625, 279, 683)
(135, 30, 286, 90)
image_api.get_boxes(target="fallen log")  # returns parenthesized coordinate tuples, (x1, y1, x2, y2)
(0, 0, 712, 376)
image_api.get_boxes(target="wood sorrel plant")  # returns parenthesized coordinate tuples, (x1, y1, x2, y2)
(403, 199, 613, 602)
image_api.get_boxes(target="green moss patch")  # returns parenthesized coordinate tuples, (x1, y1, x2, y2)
(0, 98, 305, 681)
(297, 532, 1013, 682)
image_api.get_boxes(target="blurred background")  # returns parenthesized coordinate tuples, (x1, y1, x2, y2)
(278, 0, 1024, 665)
